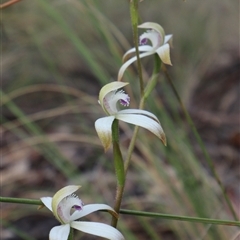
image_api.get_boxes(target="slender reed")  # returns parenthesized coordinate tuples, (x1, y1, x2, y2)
(1, 197, 239, 227)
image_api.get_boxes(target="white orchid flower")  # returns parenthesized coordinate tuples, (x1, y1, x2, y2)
(118, 22, 173, 81)
(40, 185, 124, 240)
(95, 81, 166, 151)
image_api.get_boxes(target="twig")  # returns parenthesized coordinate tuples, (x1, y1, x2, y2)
(0, 0, 21, 9)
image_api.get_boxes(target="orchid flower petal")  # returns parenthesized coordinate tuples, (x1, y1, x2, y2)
(137, 45, 154, 52)
(40, 197, 53, 212)
(116, 113, 166, 145)
(70, 203, 117, 221)
(156, 43, 172, 65)
(118, 51, 154, 81)
(49, 224, 70, 240)
(118, 109, 160, 122)
(52, 185, 81, 223)
(164, 34, 173, 44)
(71, 221, 125, 240)
(122, 45, 153, 62)
(95, 116, 115, 151)
(122, 47, 136, 61)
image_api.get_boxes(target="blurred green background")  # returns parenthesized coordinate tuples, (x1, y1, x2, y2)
(1, 0, 239, 239)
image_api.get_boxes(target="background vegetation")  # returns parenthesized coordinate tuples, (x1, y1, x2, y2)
(1, 0, 239, 239)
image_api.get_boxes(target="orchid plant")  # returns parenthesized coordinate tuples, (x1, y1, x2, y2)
(40, 185, 124, 240)
(118, 22, 173, 81)
(94, 81, 166, 151)
(1, 3, 238, 239)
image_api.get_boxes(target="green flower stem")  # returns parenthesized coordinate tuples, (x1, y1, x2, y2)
(124, 125, 140, 174)
(125, 1, 162, 176)
(112, 119, 125, 187)
(111, 185, 125, 228)
(1, 197, 239, 227)
(143, 54, 162, 99)
(67, 228, 73, 240)
(124, 55, 161, 174)
(162, 65, 238, 221)
(130, 0, 144, 97)
(111, 119, 125, 227)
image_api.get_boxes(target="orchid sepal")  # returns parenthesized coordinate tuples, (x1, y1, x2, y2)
(118, 51, 155, 81)
(71, 221, 124, 240)
(70, 203, 119, 221)
(95, 116, 115, 151)
(116, 111, 166, 146)
(156, 43, 172, 65)
(50, 225, 70, 240)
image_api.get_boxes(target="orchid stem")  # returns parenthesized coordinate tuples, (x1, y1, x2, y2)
(123, 0, 145, 176)
(67, 228, 73, 240)
(124, 55, 161, 174)
(111, 119, 125, 227)
(130, 0, 144, 97)
(162, 65, 238, 221)
(111, 185, 125, 228)
(143, 55, 162, 99)
(124, 125, 139, 174)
